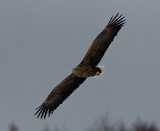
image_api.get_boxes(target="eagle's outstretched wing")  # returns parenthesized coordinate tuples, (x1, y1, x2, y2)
(35, 74, 86, 119)
(79, 13, 126, 67)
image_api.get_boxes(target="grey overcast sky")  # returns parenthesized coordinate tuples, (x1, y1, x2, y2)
(0, 0, 160, 131)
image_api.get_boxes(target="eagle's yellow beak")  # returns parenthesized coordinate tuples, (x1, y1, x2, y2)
(94, 72, 100, 76)
(72, 69, 75, 73)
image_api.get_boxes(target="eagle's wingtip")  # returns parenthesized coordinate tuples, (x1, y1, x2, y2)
(107, 13, 126, 27)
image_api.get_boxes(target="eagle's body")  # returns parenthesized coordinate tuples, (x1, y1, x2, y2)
(72, 65, 101, 77)
(35, 13, 126, 119)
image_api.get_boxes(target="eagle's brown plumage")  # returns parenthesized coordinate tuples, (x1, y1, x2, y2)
(78, 13, 125, 67)
(35, 74, 86, 119)
(35, 13, 126, 119)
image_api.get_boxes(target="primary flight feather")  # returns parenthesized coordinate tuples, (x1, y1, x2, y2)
(35, 13, 126, 119)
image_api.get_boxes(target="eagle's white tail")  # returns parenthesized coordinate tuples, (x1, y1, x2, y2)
(99, 65, 105, 76)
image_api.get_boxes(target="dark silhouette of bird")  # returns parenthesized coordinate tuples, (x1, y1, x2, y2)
(35, 13, 126, 119)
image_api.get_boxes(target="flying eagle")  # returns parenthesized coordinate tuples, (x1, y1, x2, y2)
(35, 13, 126, 119)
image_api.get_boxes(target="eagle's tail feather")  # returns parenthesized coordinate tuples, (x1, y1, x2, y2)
(99, 65, 105, 76)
